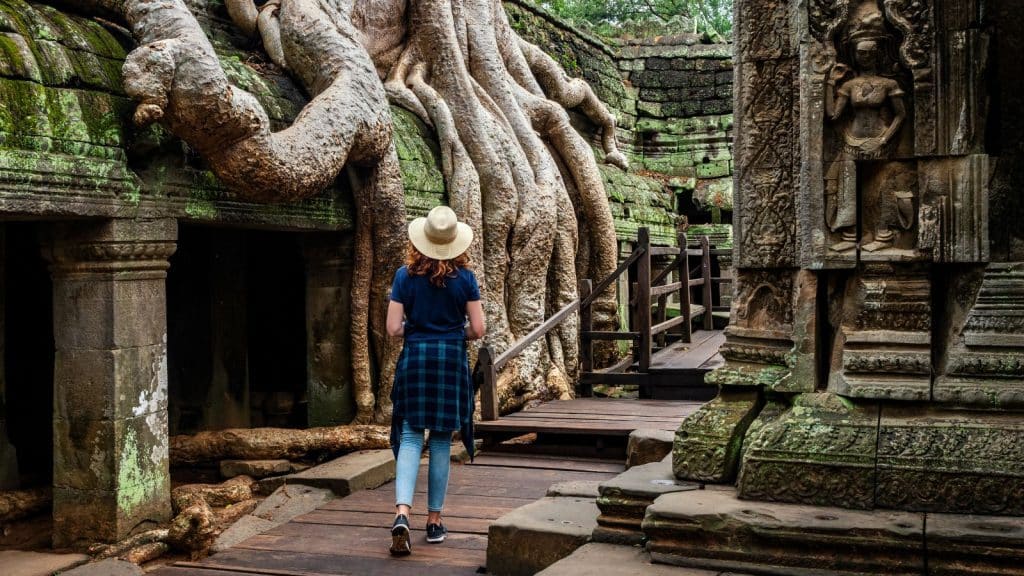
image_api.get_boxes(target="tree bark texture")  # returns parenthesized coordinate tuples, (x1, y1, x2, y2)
(79, 0, 627, 416)
(169, 424, 390, 465)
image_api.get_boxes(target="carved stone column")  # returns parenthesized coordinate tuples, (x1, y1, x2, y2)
(303, 233, 354, 426)
(48, 219, 176, 546)
(0, 224, 17, 490)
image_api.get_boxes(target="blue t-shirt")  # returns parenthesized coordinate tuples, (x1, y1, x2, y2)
(390, 266, 481, 341)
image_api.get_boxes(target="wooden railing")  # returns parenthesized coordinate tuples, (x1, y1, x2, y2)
(476, 227, 728, 420)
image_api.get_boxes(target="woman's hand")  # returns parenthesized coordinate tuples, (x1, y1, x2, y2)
(465, 300, 485, 340)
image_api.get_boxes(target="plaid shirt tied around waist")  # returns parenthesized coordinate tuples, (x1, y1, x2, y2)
(390, 338, 475, 460)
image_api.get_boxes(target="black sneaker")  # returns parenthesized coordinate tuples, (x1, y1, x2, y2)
(390, 514, 411, 556)
(425, 522, 447, 544)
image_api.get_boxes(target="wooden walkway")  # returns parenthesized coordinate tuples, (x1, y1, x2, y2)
(150, 453, 623, 576)
(645, 329, 725, 400)
(474, 397, 701, 457)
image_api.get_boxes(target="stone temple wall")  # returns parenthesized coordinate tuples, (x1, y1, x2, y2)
(504, 0, 735, 246)
(0, 0, 736, 546)
(673, 0, 1024, 519)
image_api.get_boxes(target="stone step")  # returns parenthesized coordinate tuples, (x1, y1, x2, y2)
(0, 550, 89, 576)
(537, 542, 746, 575)
(594, 455, 698, 545)
(626, 428, 675, 468)
(259, 449, 395, 495)
(643, 487, 926, 575)
(487, 496, 600, 576)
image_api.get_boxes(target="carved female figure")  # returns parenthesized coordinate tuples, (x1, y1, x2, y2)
(824, 14, 910, 253)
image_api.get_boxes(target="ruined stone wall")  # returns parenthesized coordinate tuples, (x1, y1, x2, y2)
(505, 0, 735, 245)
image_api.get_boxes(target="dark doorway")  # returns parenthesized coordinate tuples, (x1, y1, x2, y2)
(166, 226, 307, 435)
(4, 222, 54, 486)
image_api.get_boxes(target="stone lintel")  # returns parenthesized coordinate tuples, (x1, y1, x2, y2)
(644, 488, 924, 575)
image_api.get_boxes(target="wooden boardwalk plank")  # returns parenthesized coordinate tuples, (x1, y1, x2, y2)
(649, 330, 726, 371)
(150, 453, 621, 576)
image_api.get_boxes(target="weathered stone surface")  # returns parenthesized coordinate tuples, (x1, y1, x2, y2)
(673, 389, 762, 483)
(937, 262, 1024, 408)
(0, 550, 89, 576)
(49, 219, 176, 546)
(487, 496, 599, 576)
(626, 428, 674, 468)
(644, 488, 924, 575)
(61, 558, 143, 576)
(547, 480, 602, 498)
(829, 264, 932, 402)
(220, 459, 292, 479)
(304, 233, 355, 427)
(537, 543, 726, 576)
(927, 512, 1024, 575)
(211, 514, 277, 553)
(595, 457, 698, 544)
(261, 449, 395, 496)
(875, 407, 1024, 515)
(738, 393, 879, 510)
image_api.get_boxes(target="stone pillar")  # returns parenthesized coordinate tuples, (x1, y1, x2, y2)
(0, 224, 17, 490)
(303, 233, 354, 426)
(48, 219, 176, 546)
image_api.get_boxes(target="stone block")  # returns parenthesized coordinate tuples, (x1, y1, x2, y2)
(547, 480, 602, 499)
(53, 344, 168, 421)
(220, 459, 291, 479)
(537, 543, 722, 576)
(53, 413, 169, 494)
(595, 458, 698, 544)
(626, 428, 674, 468)
(53, 484, 171, 547)
(644, 489, 924, 575)
(875, 407, 1024, 515)
(673, 389, 762, 483)
(738, 393, 879, 510)
(487, 496, 599, 576)
(62, 558, 143, 576)
(0, 550, 89, 576)
(211, 514, 277, 553)
(927, 512, 1024, 575)
(262, 449, 394, 496)
(52, 277, 169, 350)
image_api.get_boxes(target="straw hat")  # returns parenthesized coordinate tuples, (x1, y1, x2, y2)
(408, 205, 473, 261)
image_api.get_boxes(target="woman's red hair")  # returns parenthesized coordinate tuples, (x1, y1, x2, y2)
(406, 242, 471, 287)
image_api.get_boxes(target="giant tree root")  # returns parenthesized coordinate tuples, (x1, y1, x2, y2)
(170, 425, 390, 465)
(168, 476, 259, 556)
(0, 486, 50, 524)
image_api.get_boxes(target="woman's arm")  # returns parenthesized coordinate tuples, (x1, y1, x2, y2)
(386, 301, 405, 338)
(465, 300, 485, 340)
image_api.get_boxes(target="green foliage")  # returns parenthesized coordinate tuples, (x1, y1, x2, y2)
(530, 0, 732, 40)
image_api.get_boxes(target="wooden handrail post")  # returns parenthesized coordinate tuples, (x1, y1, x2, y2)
(579, 279, 594, 398)
(478, 344, 499, 421)
(677, 231, 692, 343)
(701, 235, 713, 331)
(637, 228, 652, 373)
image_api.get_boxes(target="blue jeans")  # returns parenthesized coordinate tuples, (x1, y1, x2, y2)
(394, 419, 452, 513)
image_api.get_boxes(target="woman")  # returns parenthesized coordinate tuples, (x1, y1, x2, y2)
(386, 205, 485, 556)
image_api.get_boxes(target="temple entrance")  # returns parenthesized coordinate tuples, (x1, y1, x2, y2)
(166, 226, 308, 436)
(3, 222, 54, 489)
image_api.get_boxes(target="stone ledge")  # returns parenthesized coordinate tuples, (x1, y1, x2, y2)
(0, 550, 89, 576)
(595, 457, 698, 545)
(644, 488, 925, 575)
(259, 449, 395, 496)
(626, 428, 675, 468)
(487, 496, 600, 576)
(537, 542, 734, 575)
